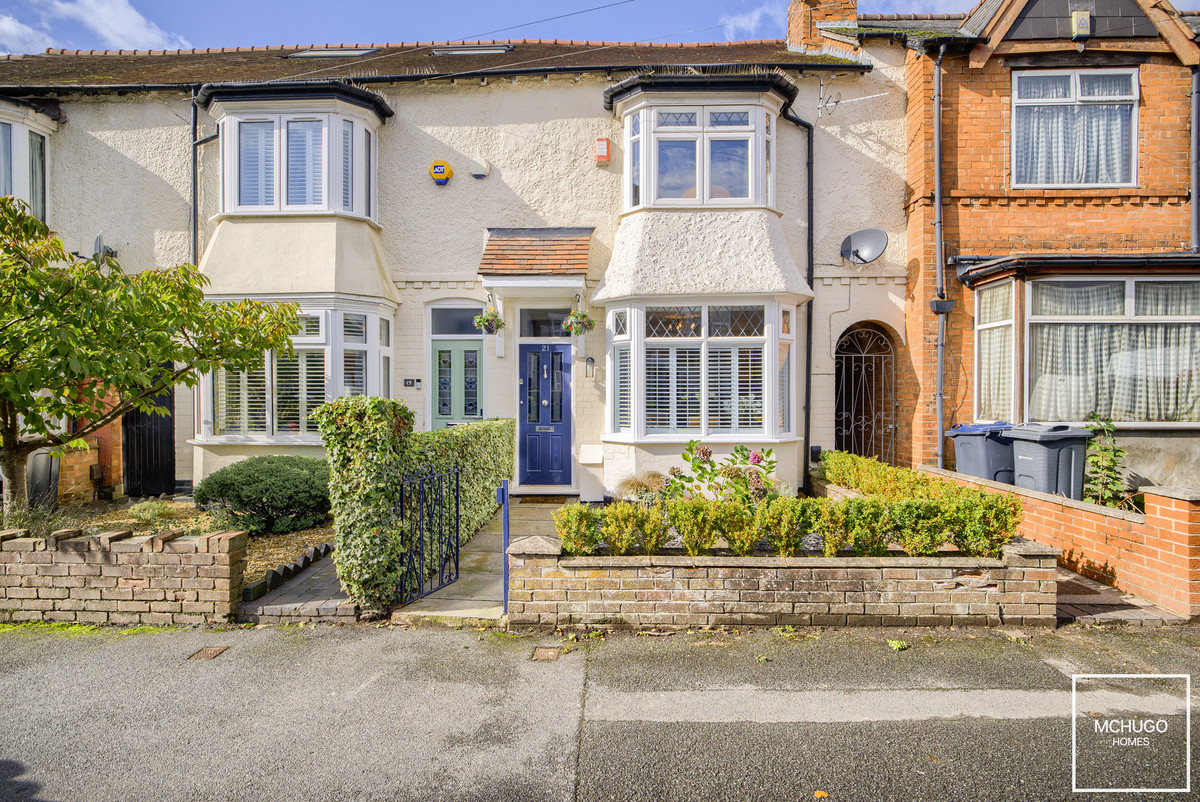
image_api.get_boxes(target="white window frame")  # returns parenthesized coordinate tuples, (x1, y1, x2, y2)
(424, 300, 488, 430)
(622, 95, 778, 212)
(1010, 68, 1139, 190)
(973, 280, 1017, 424)
(605, 298, 797, 443)
(195, 296, 396, 444)
(1019, 275, 1200, 428)
(0, 102, 56, 223)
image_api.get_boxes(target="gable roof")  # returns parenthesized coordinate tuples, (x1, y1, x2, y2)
(0, 40, 861, 93)
(479, 228, 593, 276)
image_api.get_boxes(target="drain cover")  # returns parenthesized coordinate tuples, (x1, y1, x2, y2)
(189, 646, 229, 660)
(532, 647, 560, 662)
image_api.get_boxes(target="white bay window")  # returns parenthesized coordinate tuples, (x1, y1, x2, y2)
(0, 102, 55, 222)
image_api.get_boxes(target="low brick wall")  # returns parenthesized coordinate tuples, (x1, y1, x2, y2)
(915, 466, 1200, 620)
(506, 536, 1059, 630)
(0, 528, 246, 626)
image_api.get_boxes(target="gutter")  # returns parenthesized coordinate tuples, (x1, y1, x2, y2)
(779, 98, 816, 494)
(932, 44, 952, 471)
(954, 251, 1200, 287)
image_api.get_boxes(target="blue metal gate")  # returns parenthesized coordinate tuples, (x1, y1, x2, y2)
(397, 467, 460, 606)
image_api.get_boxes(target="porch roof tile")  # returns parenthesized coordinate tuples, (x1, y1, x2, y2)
(479, 227, 593, 276)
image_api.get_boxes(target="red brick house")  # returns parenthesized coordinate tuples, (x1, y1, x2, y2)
(816, 0, 1200, 487)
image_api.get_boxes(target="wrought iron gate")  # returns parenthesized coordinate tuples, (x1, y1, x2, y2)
(834, 324, 895, 464)
(397, 467, 460, 605)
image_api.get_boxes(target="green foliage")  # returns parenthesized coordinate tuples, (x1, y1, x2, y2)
(599, 501, 640, 556)
(127, 499, 174, 526)
(192, 456, 330, 537)
(888, 500, 949, 557)
(638, 502, 670, 556)
(1084, 413, 1129, 508)
(664, 440, 783, 507)
(946, 488, 1023, 558)
(820, 450, 947, 501)
(0, 196, 298, 513)
(312, 397, 413, 612)
(822, 497, 891, 557)
(715, 499, 758, 556)
(667, 496, 721, 556)
(755, 496, 827, 557)
(553, 502, 599, 556)
(405, 419, 515, 544)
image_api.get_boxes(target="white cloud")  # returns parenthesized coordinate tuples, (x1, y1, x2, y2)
(45, 0, 191, 50)
(720, 1, 788, 41)
(0, 13, 54, 54)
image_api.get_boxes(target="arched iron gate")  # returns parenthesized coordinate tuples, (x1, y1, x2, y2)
(834, 324, 895, 465)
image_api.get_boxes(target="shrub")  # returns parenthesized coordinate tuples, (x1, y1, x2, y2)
(889, 500, 949, 557)
(638, 502, 670, 556)
(312, 397, 412, 612)
(599, 502, 640, 556)
(554, 502, 599, 556)
(193, 456, 331, 537)
(405, 419, 515, 545)
(715, 499, 758, 556)
(947, 489, 1023, 558)
(756, 496, 827, 557)
(822, 497, 891, 557)
(668, 496, 721, 556)
(128, 498, 174, 526)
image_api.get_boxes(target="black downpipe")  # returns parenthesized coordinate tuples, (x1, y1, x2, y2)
(932, 45, 952, 470)
(1192, 66, 1198, 252)
(190, 88, 218, 266)
(780, 102, 815, 493)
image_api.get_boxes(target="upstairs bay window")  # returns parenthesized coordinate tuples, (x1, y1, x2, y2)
(624, 102, 776, 210)
(0, 103, 55, 221)
(223, 112, 378, 218)
(1012, 69, 1138, 188)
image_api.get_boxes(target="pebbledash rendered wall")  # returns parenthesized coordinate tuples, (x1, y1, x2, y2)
(506, 535, 1059, 630)
(920, 466, 1200, 620)
(0, 528, 246, 626)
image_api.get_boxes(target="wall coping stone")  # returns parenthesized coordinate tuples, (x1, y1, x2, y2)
(507, 535, 563, 556)
(1138, 485, 1200, 502)
(918, 465, 1146, 524)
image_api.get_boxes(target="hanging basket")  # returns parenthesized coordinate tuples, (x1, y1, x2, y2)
(562, 310, 596, 337)
(474, 308, 506, 334)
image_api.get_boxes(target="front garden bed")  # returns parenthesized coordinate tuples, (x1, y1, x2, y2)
(507, 536, 1058, 630)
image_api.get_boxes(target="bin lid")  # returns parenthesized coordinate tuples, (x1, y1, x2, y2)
(945, 421, 1013, 438)
(1007, 423, 1094, 442)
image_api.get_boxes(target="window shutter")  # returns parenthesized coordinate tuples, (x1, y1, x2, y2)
(287, 120, 323, 206)
(737, 346, 763, 430)
(778, 343, 791, 432)
(708, 346, 762, 433)
(341, 120, 353, 211)
(708, 347, 734, 431)
(238, 121, 274, 206)
(214, 362, 267, 434)
(274, 350, 326, 433)
(343, 351, 367, 396)
(614, 346, 631, 432)
(646, 347, 699, 433)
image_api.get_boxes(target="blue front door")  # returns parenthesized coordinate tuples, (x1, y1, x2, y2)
(519, 343, 572, 486)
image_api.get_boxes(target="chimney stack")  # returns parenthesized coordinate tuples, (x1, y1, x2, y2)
(788, 0, 858, 50)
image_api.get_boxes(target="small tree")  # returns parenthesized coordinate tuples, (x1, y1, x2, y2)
(0, 197, 299, 514)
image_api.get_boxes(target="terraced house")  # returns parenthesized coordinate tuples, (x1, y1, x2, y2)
(0, 0, 913, 500)
(4, 0, 1199, 500)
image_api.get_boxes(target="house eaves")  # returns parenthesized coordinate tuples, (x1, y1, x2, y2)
(955, 252, 1200, 287)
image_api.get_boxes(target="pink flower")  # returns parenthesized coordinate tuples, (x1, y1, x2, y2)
(749, 451, 763, 465)
(695, 445, 712, 462)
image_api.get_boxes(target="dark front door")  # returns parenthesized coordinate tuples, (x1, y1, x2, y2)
(518, 343, 571, 486)
(122, 387, 176, 496)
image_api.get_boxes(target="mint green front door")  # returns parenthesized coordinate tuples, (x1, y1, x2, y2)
(432, 340, 483, 428)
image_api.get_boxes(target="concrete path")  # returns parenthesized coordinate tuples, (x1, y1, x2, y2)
(1056, 568, 1187, 626)
(2, 623, 1199, 801)
(237, 558, 357, 625)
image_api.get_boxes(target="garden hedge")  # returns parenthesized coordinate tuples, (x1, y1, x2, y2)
(192, 455, 330, 536)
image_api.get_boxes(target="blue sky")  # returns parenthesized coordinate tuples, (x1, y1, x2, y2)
(0, 0, 978, 54)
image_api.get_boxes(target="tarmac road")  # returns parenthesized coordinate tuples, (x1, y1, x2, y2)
(1, 622, 1198, 802)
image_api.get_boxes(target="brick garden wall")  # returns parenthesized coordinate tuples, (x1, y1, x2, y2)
(0, 528, 246, 626)
(57, 437, 100, 504)
(506, 536, 1059, 630)
(921, 466, 1200, 619)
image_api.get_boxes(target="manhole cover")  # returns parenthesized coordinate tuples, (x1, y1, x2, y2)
(532, 647, 560, 662)
(189, 646, 230, 660)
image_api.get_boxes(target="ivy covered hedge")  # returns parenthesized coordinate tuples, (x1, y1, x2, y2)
(405, 418, 516, 544)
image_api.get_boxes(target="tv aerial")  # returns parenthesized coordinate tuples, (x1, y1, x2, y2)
(840, 228, 888, 264)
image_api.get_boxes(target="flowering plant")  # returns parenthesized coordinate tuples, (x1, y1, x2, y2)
(562, 310, 596, 336)
(663, 440, 781, 508)
(473, 308, 506, 334)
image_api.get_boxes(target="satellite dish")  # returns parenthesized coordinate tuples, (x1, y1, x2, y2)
(840, 228, 888, 264)
(93, 232, 104, 259)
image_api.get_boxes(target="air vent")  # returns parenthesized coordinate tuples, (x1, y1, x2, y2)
(288, 48, 380, 58)
(430, 44, 515, 56)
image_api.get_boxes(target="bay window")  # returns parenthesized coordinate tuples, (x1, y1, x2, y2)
(1012, 68, 1137, 188)
(624, 100, 777, 210)
(975, 282, 1015, 422)
(608, 301, 794, 440)
(0, 103, 54, 222)
(223, 111, 378, 218)
(204, 306, 394, 441)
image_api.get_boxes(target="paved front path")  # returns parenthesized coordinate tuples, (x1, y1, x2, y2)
(237, 558, 357, 624)
(2, 623, 1199, 801)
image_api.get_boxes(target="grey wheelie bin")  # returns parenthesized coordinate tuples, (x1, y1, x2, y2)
(1007, 424, 1093, 500)
(944, 422, 1015, 484)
